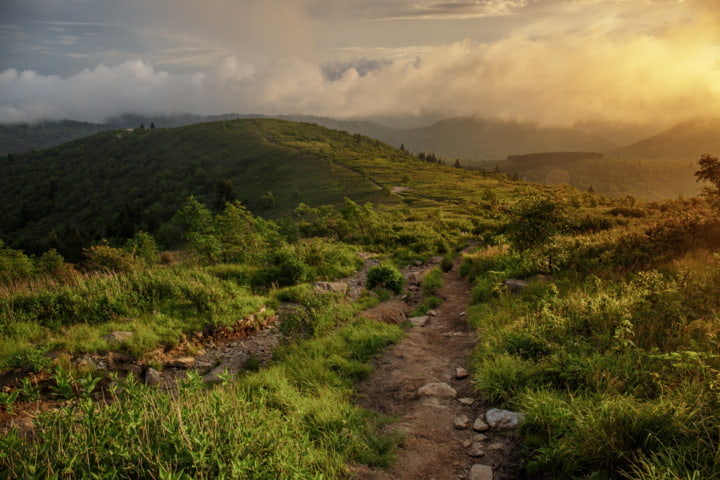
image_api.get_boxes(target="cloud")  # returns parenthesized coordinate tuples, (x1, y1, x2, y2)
(374, 0, 529, 20)
(1, 0, 719, 127)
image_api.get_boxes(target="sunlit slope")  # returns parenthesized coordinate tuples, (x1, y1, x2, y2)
(0, 118, 522, 255)
(609, 117, 720, 162)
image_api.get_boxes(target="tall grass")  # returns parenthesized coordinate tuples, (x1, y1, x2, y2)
(467, 225, 720, 479)
(0, 266, 269, 369)
(0, 316, 402, 479)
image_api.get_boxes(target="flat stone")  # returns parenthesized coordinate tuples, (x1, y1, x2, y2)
(469, 464, 493, 480)
(454, 415, 471, 429)
(472, 418, 490, 432)
(458, 397, 475, 406)
(459, 311, 467, 317)
(418, 382, 457, 398)
(488, 442, 506, 451)
(455, 367, 469, 379)
(468, 443, 485, 457)
(410, 316, 429, 327)
(461, 439, 473, 448)
(474, 433, 489, 442)
(426, 309, 438, 316)
(167, 357, 195, 369)
(145, 368, 161, 386)
(485, 408, 524, 429)
(102, 331, 134, 344)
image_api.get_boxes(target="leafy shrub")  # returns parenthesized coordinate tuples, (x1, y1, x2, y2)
(421, 267, 443, 296)
(366, 263, 404, 294)
(83, 241, 139, 272)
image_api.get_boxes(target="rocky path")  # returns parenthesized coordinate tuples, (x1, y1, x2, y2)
(353, 256, 523, 480)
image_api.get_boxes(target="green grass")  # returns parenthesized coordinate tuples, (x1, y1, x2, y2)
(0, 312, 402, 479)
(0, 266, 270, 368)
(465, 211, 720, 479)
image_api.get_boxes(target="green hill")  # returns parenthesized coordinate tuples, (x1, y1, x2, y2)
(494, 151, 702, 200)
(0, 119, 405, 257)
(0, 118, 522, 259)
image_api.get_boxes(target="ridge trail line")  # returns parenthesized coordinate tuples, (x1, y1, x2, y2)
(353, 253, 522, 480)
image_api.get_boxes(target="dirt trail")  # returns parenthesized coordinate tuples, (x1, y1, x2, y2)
(354, 257, 522, 480)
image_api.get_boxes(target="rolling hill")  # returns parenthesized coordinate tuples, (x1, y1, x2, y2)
(608, 117, 720, 162)
(0, 119, 401, 257)
(0, 118, 521, 259)
(291, 115, 618, 161)
(0, 119, 107, 154)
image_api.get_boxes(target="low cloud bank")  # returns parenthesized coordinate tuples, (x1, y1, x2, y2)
(2, 23, 719, 127)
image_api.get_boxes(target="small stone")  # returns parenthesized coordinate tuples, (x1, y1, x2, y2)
(459, 311, 467, 317)
(487, 442, 506, 451)
(485, 408, 524, 429)
(458, 397, 475, 406)
(74, 355, 97, 371)
(145, 368, 161, 386)
(167, 357, 195, 369)
(455, 367, 469, 379)
(474, 434, 489, 442)
(469, 464, 493, 480)
(410, 316, 429, 327)
(461, 439, 472, 448)
(426, 309, 438, 316)
(468, 443, 485, 457)
(418, 382, 457, 398)
(454, 415, 471, 429)
(472, 418, 490, 432)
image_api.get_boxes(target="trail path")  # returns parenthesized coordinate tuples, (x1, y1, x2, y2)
(353, 256, 522, 480)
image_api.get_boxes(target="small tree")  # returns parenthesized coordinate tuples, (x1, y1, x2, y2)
(506, 198, 565, 272)
(695, 154, 720, 210)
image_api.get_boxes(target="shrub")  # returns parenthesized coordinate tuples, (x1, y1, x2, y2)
(366, 263, 404, 294)
(421, 267, 443, 296)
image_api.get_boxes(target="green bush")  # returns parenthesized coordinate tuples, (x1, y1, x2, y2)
(421, 267, 443, 296)
(366, 263, 404, 294)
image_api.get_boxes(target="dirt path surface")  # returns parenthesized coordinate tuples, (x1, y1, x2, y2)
(353, 257, 522, 480)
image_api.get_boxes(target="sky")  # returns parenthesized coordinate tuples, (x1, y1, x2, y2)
(1, 0, 719, 129)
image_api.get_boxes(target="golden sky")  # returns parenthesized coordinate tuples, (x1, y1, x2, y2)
(1, 0, 718, 127)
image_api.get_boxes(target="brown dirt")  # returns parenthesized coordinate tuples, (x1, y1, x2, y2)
(353, 256, 523, 480)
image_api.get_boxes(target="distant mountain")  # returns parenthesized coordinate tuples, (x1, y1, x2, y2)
(0, 120, 107, 154)
(495, 151, 701, 200)
(290, 116, 618, 161)
(609, 117, 720, 163)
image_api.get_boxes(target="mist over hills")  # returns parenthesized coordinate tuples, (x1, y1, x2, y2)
(608, 117, 720, 163)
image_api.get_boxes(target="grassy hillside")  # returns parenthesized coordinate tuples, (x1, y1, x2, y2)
(0, 119, 406, 257)
(490, 152, 702, 200)
(2, 117, 720, 479)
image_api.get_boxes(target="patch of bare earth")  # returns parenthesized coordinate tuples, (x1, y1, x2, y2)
(353, 257, 523, 480)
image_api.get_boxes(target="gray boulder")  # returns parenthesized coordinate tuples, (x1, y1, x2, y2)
(485, 408, 524, 429)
